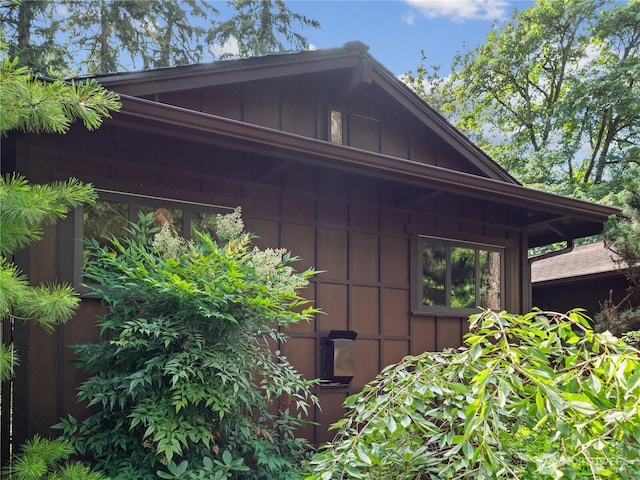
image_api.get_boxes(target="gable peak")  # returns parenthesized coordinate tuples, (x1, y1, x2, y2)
(342, 41, 370, 54)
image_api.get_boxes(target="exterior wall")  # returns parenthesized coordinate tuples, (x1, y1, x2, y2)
(154, 81, 488, 176)
(532, 275, 631, 318)
(8, 105, 521, 447)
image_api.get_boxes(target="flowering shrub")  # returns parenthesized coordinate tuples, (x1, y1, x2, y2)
(57, 210, 319, 480)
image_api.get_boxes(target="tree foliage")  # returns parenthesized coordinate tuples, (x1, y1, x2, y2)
(0, 174, 96, 379)
(407, 0, 640, 202)
(0, 36, 116, 480)
(2, 435, 109, 480)
(597, 181, 640, 347)
(56, 210, 319, 479)
(0, 177, 98, 382)
(0, 49, 121, 135)
(305, 309, 640, 479)
(0, 0, 67, 75)
(1, 0, 320, 75)
(59, 0, 219, 73)
(0, 41, 118, 382)
(212, 0, 320, 59)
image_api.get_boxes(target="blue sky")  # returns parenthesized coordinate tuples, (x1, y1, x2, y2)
(272, 0, 534, 75)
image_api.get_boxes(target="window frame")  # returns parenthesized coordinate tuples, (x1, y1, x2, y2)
(62, 189, 234, 293)
(412, 234, 506, 316)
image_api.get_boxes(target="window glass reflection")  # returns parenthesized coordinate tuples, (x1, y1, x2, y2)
(451, 247, 476, 308)
(84, 200, 129, 246)
(422, 242, 446, 306)
(330, 110, 343, 144)
(139, 206, 183, 231)
(419, 237, 503, 310)
(192, 211, 218, 237)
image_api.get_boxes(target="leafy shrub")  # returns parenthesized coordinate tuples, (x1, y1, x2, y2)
(56, 209, 319, 479)
(1, 435, 108, 480)
(304, 309, 640, 479)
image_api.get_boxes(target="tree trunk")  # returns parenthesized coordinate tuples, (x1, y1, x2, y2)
(482, 251, 501, 310)
(99, 0, 112, 73)
(17, 1, 34, 51)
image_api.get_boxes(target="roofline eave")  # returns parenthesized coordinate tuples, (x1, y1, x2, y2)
(369, 67, 518, 185)
(109, 95, 619, 227)
(78, 45, 368, 95)
(83, 43, 517, 185)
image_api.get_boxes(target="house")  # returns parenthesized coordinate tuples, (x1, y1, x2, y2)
(2, 42, 620, 451)
(532, 241, 633, 317)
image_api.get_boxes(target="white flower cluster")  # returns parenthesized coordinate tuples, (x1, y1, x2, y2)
(248, 247, 308, 295)
(152, 222, 183, 259)
(215, 207, 244, 241)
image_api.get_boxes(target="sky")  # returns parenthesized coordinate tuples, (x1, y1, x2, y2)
(260, 0, 534, 76)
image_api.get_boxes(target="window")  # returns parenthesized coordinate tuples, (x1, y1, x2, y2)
(67, 189, 233, 290)
(329, 109, 344, 144)
(417, 236, 503, 312)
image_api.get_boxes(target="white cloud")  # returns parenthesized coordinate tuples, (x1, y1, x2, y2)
(402, 10, 417, 26)
(405, 0, 509, 23)
(209, 36, 240, 58)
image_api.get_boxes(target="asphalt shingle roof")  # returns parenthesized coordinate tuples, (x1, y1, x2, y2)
(531, 242, 622, 284)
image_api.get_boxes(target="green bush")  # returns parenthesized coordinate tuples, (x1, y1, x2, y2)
(305, 309, 640, 479)
(56, 209, 319, 479)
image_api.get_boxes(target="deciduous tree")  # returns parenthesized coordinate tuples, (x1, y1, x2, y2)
(408, 0, 640, 202)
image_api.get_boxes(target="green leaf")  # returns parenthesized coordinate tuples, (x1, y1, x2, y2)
(385, 415, 397, 434)
(356, 446, 372, 466)
(469, 343, 483, 362)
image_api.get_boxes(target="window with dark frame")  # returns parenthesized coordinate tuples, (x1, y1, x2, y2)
(418, 236, 504, 312)
(70, 189, 233, 291)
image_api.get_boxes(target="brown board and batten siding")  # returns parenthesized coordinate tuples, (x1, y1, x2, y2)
(4, 43, 616, 456)
(150, 79, 484, 176)
(9, 120, 515, 446)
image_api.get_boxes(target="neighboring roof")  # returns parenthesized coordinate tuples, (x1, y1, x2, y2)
(532, 242, 624, 285)
(82, 41, 518, 185)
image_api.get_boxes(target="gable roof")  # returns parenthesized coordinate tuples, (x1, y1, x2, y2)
(84, 41, 517, 184)
(77, 42, 621, 248)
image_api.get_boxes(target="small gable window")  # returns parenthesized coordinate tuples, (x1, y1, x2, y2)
(416, 236, 504, 313)
(330, 109, 344, 144)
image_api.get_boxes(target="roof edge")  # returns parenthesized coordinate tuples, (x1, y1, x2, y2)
(77, 42, 518, 185)
(110, 94, 620, 224)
